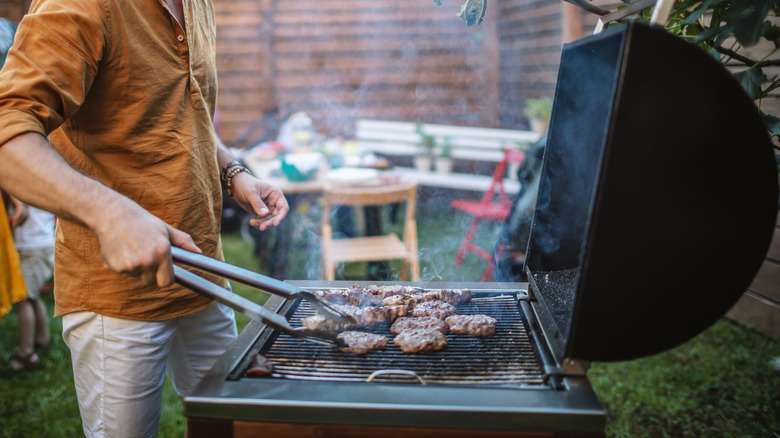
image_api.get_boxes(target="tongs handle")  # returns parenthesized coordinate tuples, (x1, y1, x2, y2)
(173, 265, 345, 347)
(173, 265, 290, 330)
(171, 246, 300, 299)
(171, 247, 355, 325)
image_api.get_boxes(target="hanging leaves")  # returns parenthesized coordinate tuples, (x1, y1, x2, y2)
(432, 0, 487, 26)
(657, 0, 780, 141)
(457, 0, 488, 26)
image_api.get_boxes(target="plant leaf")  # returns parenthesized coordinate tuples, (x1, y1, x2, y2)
(763, 24, 780, 48)
(682, 0, 727, 25)
(760, 111, 780, 138)
(723, 0, 772, 46)
(692, 24, 729, 43)
(734, 67, 769, 100)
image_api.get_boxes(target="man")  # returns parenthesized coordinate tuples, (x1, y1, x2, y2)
(0, 0, 289, 436)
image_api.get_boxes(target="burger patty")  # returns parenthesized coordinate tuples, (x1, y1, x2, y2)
(436, 288, 472, 305)
(245, 354, 274, 377)
(390, 316, 449, 335)
(411, 300, 458, 319)
(445, 314, 498, 337)
(302, 304, 408, 331)
(393, 328, 448, 353)
(337, 331, 389, 355)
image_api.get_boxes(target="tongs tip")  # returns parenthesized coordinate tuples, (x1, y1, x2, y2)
(294, 328, 348, 348)
(305, 296, 357, 325)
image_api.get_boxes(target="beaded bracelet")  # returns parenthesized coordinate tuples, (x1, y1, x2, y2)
(224, 165, 252, 197)
(220, 160, 242, 186)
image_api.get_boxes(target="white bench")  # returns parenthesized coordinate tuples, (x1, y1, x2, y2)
(355, 119, 540, 193)
(355, 119, 541, 163)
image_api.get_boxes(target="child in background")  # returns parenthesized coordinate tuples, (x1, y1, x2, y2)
(8, 197, 55, 371)
(0, 189, 27, 329)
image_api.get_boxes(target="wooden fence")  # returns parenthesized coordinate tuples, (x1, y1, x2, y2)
(213, 0, 573, 144)
(727, 214, 780, 337)
(1, 0, 778, 338)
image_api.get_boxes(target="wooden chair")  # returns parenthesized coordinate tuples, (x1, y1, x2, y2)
(321, 180, 420, 281)
(450, 148, 526, 281)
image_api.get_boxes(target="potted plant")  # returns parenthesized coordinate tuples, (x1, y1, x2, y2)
(435, 137, 454, 173)
(523, 97, 553, 134)
(414, 124, 436, 171)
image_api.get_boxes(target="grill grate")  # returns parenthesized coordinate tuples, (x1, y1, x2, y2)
(253, 293, 547, 387)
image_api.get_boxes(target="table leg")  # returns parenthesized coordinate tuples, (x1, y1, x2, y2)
(364, 206, 390, 280)
(269, 193, 299, 280)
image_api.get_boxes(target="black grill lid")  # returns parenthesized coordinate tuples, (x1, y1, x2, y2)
(526, 22, 778, 363)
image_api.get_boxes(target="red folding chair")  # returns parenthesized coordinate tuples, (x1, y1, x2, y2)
(450, 148, 525, 281)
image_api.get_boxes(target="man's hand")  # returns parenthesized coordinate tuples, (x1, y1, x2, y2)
(229, 172, 289, 230)
(7, 195, 28, 227)
(94, 200, 201, 287)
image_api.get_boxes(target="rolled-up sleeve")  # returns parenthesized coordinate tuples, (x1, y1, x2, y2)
(0, 0, 105, 147)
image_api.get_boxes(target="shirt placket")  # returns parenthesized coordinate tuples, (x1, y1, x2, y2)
(162, 0, 199, 109)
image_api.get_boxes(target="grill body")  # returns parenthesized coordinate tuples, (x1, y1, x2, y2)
(184, 282, 605, 437)
(182, 21, 778, 437)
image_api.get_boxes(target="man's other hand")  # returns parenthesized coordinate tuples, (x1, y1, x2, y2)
(230, 173, 290, 231)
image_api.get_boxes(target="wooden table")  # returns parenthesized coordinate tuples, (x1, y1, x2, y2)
(241, 153, 522, 279)
(242, 154, 397, 280)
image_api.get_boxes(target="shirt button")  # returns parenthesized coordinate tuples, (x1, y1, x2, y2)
(177, 34, 184, 42)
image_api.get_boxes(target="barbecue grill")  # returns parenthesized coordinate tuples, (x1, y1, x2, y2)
(183, 22, 777, 437)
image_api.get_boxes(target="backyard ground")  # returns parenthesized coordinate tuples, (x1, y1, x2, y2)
(1, 195, 779, 437)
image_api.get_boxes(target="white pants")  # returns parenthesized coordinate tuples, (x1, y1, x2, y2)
(62, 302, 237, 438)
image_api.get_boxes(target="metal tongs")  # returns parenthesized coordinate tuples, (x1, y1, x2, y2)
(171, 247, 354, 347)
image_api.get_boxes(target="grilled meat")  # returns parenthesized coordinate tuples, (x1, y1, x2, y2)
(337, 331, 388, 355)
(361, 284, 419, 299)
(302, 304, 406, 331)
(436, 288, 472, 305)
(384, 304, 409, 320)
(445, 314, 497, 337)
(413, 291, 444, 303)
(383, 289, 471, 308)
(301, 314, 356, 332)
(312, 287, 382, 307)
(393, 328, 448, 353)
(381, 292, 431, 309)
(411, 300, 458, 319)
(303, 286, 473, 335)
(245, 354, 274, 377)
(382, 294, 411, 307)
(312, 284, 423, 307)
(390, 316, 449, 335)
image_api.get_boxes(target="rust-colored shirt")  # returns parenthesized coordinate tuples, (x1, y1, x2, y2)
(0, 0, 227, 320)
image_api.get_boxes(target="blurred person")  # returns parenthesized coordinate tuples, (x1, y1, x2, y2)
(0, 188, 28, 329)
(0, 0, 288, 436)
(494, 135, 547, 282)
(7, 193, 55, 371)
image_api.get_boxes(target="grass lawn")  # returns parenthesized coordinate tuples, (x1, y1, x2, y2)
(1, 198, 779, 437)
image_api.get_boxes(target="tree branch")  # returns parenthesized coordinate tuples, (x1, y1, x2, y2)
(710, 43, 780, 67)
(562, 0, 610, 16)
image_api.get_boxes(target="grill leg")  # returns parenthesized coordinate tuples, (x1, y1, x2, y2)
(186, 418, 232, 438)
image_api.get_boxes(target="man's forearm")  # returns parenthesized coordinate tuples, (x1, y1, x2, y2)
(0, 132, 130, 235)
(215, 136, 239, 173)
